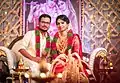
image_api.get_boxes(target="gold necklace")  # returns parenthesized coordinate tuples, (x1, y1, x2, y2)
(56, 34, 68, 54)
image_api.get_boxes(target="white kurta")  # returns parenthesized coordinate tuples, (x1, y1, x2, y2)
(12, 30, 47, 76)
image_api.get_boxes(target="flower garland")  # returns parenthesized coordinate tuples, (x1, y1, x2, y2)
(51, 29, 73, 59)
(35, 27, 51, 57)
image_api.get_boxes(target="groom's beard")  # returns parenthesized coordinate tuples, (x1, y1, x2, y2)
(39, 28, 48, 32)
(39, 26, 48, 32)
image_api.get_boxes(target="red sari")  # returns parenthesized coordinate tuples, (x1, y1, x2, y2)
(51, 29, 84, 74)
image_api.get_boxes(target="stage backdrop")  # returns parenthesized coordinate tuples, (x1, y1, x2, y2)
(81, 0, 120, 54)
(23, 0, 81, 37)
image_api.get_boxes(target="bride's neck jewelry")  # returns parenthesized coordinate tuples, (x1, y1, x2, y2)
(56, 35, 68, 54)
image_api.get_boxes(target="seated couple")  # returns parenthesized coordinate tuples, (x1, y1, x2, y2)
(12, 14, 88, 82)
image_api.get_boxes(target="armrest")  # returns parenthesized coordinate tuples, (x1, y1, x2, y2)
(0, 46, 17, 73)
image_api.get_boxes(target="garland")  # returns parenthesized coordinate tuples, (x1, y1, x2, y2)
(51, 29, 73, 59)
(35, 27, 51, 57)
